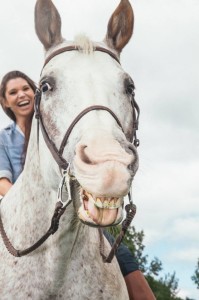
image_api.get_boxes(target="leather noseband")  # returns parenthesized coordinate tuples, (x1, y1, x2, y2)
(35, 45, 140, 170)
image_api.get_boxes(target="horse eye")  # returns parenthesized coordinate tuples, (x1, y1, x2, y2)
(126, 84, 135, 96)
(41, 82, 53, 93)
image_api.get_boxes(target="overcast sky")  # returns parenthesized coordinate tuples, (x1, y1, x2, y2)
(0, 1, 199, 298)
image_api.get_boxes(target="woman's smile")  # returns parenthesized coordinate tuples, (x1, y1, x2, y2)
(17, 100, 31, 107)
(5, 77, 34, 119)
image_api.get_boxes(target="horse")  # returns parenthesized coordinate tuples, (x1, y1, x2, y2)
(0, 0, 139, 299)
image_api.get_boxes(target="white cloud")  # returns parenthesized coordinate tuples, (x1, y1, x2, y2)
(134, 160, 199, 220)
(169, 217, 199, 243)
(178, 287, 199, 300)
(169, 248, 198, 263)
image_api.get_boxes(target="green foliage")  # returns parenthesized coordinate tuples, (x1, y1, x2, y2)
(146, 274, 181, 300)
(191, 258, 199, 289)
(147, 257, 163, 276)
(108, 225, 183, 300)
(108, 225, 148, 272)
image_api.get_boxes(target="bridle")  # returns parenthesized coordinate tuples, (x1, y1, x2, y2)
(0, 45, 140, 261)
(34, 45, 140, 171)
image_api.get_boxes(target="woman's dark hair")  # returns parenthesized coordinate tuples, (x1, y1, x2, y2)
(0, 70, 37, 167)
(0, 70, 37, 121)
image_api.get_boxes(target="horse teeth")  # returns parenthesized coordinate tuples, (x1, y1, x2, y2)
(80, 188, 123, 209)
(110, 199, 115, 206)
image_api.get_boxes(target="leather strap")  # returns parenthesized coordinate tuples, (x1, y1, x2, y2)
(0, 45, 139, 258)
(99, 203, 137, 263)
(35, 91, 124, 170)
(43, 45, 120, 70)
(59, 105, 124, 156)
(36, 45, 139, 169)
(0, 201, 66, 257)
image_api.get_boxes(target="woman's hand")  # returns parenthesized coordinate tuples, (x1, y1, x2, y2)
(0, 178, 12, 196)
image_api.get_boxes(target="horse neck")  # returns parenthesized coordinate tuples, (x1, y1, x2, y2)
(1, 120, 73, 245)
(1, 119, 103, 261)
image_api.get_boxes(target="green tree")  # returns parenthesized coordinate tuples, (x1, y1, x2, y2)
(160, 272, 179, 298)
(147, 257, 163, 276)
(191, 258, 199, 289)
(146, 274, 181, 300)
(108, 225, 184, 300)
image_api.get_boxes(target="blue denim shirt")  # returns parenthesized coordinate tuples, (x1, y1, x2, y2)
(0, 122, 24, 183)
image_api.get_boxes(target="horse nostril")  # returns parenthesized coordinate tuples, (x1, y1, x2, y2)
(128, 144, 137, 156)
(127, 144, 139, 170)
(78, 145, 93, 165)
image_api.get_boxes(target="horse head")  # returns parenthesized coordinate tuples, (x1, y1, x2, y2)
(34, 0, 139, 227)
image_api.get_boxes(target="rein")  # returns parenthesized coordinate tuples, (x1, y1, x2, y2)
(99, 202, 136, 263)
(0, 169, 72, 257)
(0, 201, 66, 257)
(0, 45, 139, 260)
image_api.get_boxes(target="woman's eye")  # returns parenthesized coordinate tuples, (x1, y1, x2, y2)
(9, 91, 16, 95)
(41, 82, 53, 93)
(126, 84, 135, 96)
(24, 87, 30, 91)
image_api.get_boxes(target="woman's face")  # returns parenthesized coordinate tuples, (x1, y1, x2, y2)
(4, 77, 34, 122)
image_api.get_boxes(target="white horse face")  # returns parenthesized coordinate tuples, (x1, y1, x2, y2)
(35, 0, 138, 227)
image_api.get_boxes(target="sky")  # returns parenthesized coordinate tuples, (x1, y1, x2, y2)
(0, 0, 199, 298)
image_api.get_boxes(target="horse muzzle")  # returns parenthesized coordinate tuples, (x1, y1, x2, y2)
(73, 134, 137, 227)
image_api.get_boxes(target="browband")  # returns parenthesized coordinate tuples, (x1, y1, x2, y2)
(43, 45, 120, 70)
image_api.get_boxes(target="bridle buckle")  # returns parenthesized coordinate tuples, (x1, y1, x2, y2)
(57, 166, 73, 208)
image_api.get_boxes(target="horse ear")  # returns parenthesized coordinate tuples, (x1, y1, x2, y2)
(105, 0, 134, 53)
(35, 0, 63, 50)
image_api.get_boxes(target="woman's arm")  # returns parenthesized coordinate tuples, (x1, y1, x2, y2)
(0, 178, 13, 196)
(0, 134, 13, 196)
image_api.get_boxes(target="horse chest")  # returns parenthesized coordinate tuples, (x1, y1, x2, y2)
(0, 246, 128, 300)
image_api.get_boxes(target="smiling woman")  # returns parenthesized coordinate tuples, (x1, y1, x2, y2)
(0, 70, 37, 195)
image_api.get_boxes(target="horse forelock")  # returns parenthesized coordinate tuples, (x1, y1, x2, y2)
(44, 35, 96, 60)
(74, 34, 94, 54)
